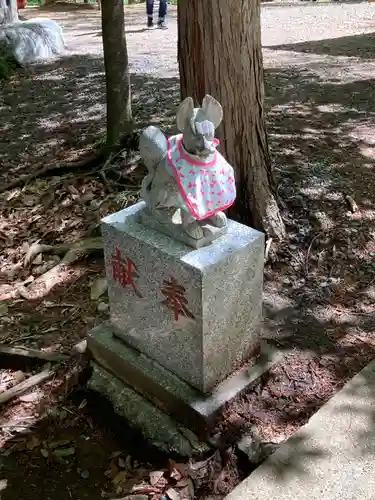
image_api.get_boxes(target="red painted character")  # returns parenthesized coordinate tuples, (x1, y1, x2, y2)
(111, 248, 142, 298)
(161, 277, 195, 321)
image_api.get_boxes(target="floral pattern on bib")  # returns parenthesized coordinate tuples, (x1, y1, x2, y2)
(166, 134, 236, 220)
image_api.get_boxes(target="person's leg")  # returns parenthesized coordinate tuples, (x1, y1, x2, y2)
(146, 0, 154, 27)
(157, 0, 168, 28)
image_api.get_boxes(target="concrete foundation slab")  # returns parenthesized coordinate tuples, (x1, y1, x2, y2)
(226, 357, 375, 500)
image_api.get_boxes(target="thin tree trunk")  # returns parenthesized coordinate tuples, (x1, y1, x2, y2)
(0, 0, 18, 25)
(101, 0, 132, 148)
(178, 0, 285, 241)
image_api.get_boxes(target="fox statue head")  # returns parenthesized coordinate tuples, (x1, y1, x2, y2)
(176, 94, 223, 158)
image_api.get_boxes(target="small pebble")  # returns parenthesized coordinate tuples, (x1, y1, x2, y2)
(80, 469, 90, 479)
(97, 302, 109, 313)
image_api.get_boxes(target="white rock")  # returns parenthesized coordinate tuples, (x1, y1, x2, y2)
(90, 277, 108, 301)
(0, 18, 66, 65)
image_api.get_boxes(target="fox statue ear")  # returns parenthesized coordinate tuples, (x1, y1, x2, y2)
(176, 97, 194, 132)
(201, 94, 223, 129)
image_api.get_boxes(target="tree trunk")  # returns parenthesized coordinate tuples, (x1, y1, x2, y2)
(101, 0, 132, 148)
(0, 0, 18, 25)
(178, 0, 285, 241)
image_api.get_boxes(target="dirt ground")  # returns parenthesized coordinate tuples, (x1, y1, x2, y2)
(0, 2, 375, 499)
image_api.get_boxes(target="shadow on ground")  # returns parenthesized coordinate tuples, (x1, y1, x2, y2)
(252, 30, 375, 479)
(0, 54, 179, 187)
(264, 31, 375, 59)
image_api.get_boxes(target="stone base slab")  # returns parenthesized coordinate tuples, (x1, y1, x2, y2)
(87, 323, 285, 438)
(87, 362, 210, 458)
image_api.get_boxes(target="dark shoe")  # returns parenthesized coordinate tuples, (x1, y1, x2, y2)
(147, 17, 154, 29)
(157, 20, 168, 29)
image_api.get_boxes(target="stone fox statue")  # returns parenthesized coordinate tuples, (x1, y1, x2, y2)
(139, 94, 236, 241)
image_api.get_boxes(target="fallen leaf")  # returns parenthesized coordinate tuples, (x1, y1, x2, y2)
(176, 479, 188, 488)
(23, 242, 43, 266)
(21, 242, 30, 254)
(132, 485, 160, 494)
(0, 301, 8, 316)
(67, 185, 79, 195)
(188, 455, 213, 472)
(32, 254, 43, 265)
(113, 471, 126, 485)
(78, 399, 87, 410)
(109, 450, 123, 460)
(178, 428, 200, 448)
(27, 435, 40, 450)
(166, 487, 180, 500)
(23, 195, 38, 206)
(170, 468, 182, 482)
(53, 447, 76, 457)
(118, 457, 126, 469)
(169, 461, 188, 478)
(107, 457, 120, 479)
(49, 439, 72, 450)
(20, 391, 40, 403)
(124, 455, 132, 471)
(59, 409, 68, 421)
(40, 448, 49, 458)
(186, 478, 194, 498)
(12, 371, 25, 385)
(90, 277, 108, 301)
(179, 481, 194, 500)
(149, 470, 164, 486)
(5, 189, 20, 201)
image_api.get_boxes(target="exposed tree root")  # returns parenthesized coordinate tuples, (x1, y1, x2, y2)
(0, 152, 104, 194)
(20, 237, 103, 300)
(24, 237, 103, 267)
(0, 340, 87, 406)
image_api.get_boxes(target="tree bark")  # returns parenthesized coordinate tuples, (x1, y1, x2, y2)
(101, 0, 132, 148)
(178, 0, 285, 241)
(0, 0, 18, 25)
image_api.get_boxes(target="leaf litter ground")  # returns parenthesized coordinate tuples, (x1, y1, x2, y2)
(0, 2, 375, 499)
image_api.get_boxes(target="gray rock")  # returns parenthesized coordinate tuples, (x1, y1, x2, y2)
(238, 434, 279, 465)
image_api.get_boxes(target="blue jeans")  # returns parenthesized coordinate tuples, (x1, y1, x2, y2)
(146, 0, 167, 20)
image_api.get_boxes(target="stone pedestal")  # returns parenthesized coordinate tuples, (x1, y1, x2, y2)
(87, 323, 284, 440)
(101, 201, 265, 394)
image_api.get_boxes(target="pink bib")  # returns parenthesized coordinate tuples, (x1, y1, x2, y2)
(166, 134, 236, 220)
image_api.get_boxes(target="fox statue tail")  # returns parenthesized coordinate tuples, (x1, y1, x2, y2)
(139, 126, 168, 205)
